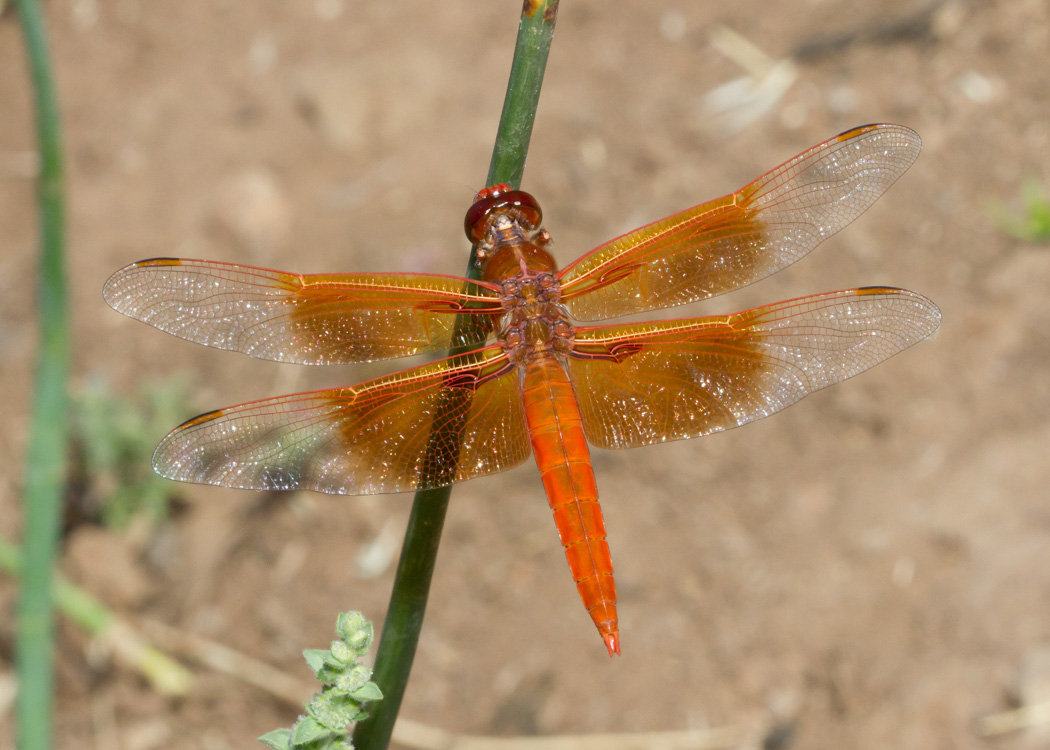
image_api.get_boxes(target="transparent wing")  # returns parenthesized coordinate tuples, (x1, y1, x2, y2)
(104, 258, 502, 364)
(567, 288, 940, 449)
(558, 124, 922, 320)
(152, 346, 531, 494)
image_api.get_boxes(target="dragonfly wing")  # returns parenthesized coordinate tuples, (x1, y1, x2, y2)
(559, 124, 922, 320)
(152, 346, 530, 494)
(567, 288, 940, 449)
(104, 258, 503, 364)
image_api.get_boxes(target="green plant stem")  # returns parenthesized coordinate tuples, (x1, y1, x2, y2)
(486, 2, 559, 191)
(13, 1, 68, 748)
(352, 4, 559, 749)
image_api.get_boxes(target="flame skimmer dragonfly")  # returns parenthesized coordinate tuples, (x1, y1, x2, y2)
(104, 123, 939, 656)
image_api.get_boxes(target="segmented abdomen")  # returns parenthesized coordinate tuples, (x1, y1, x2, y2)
(520, 355, 619, 655)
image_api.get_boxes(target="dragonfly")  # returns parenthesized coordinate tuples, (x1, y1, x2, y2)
(104, 123, 940, 657)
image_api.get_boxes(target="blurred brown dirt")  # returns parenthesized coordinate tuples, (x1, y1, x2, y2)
(2, 1, 1050, 748)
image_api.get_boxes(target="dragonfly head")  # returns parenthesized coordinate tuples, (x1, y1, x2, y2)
(467, 186, 556, 283)
(465, 185, 543, 245)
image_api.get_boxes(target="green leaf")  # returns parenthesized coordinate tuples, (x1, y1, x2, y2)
(323, 650, 345, 669)
(347, 707, 369, 723)
(257, 728, 293, 749)
(349, 682, 383, 702)
(319, 738, 354, 750)
(302, 649, 328, 675)
(292, 716, 335, 746)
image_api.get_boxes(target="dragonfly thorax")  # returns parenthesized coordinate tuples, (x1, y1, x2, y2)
(477, 230, 557, 284)
(498, 270, 573, 364)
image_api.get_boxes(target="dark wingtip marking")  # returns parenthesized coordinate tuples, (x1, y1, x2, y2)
(836, 123, 883, 141)
(176, 409, 225, 430)
(856, 285, 905, 295)
(134, 257, 184, 267)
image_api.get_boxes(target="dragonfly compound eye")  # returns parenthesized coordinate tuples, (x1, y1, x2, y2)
(464, 187, 543, 243)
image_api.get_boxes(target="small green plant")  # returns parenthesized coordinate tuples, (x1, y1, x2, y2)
(69, 376, 190, 529)
(259, 612, 383, 750)
(991, 179, 1050, 243)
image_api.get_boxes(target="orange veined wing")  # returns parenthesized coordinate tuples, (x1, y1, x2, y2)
(103, 258, 504, 364)
(558, 124, 922, 321)
(566, 288, 940, 449)
(151, 345, 531, 494)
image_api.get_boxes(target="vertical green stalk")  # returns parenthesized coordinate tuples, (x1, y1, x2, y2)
(352, 3, 559, 749)
(13, 1, 68, 749)
(484, 1, 559, 191)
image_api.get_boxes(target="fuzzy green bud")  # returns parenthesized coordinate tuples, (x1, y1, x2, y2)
(329, 639, 353, 664)
(310, 688, 361, 731)
(336, 612, 373, 654)
(334, 664, 371, 694)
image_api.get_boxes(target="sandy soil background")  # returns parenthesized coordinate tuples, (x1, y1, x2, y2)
(2, 0, 1050, 748)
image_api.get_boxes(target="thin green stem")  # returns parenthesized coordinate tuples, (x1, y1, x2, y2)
(13, 0, 69, 748)
(352, 4, 559, 749)
(485, 1, 559, 192)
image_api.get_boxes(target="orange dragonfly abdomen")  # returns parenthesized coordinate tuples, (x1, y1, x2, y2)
(521, 355, 619, 656)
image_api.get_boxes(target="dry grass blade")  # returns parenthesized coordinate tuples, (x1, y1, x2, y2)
(703, 25, 797, 134)
(139, 618, 312, 706)
(978, 701, 1050, 737)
